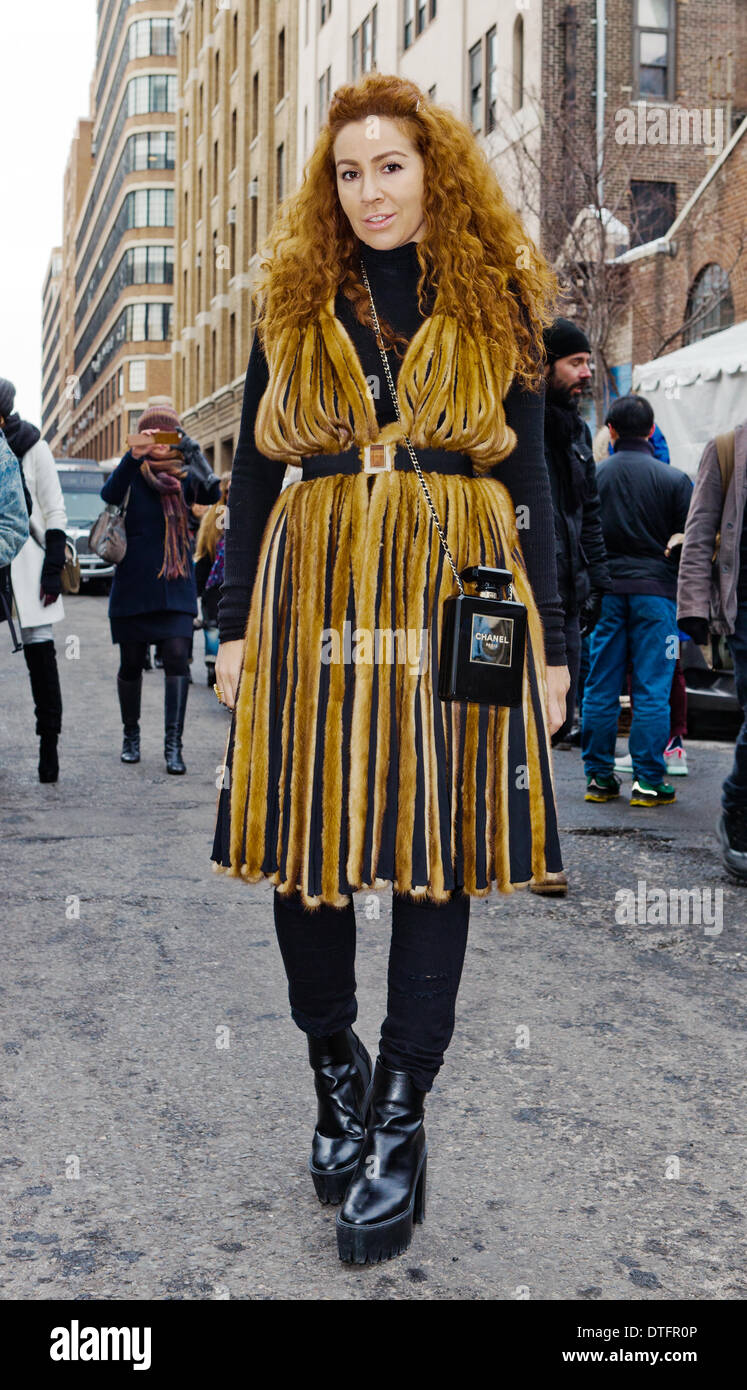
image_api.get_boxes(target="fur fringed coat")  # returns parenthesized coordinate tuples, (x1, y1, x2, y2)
(211, 239, 565, 909)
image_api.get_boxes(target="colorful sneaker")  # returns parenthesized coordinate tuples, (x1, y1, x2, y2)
(585, 773, 622, 802)
(630, 777, 676, 807)
(663, 736, 688, 776)
(614, 751, 633, 776)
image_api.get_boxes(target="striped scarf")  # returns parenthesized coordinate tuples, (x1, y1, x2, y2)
(139, 458, 192, 580)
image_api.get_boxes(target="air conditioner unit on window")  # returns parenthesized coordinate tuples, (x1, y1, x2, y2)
(248, 178, 259, 198)
(227, 207, 236, 223)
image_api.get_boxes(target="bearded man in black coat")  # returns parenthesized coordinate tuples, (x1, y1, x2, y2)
(542, 319, 612, 747)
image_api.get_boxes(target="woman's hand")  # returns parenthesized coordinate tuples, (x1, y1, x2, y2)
(129, 428, 161, 460)
(215, 639, 245, 711)
(545, 664, 571, 736)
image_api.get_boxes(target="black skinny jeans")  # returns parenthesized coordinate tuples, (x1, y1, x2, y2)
(118, 637, 190, 680)
(273, 888, 470, 1092)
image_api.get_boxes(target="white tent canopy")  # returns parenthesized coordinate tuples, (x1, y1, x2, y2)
(632, 321, 747, 478)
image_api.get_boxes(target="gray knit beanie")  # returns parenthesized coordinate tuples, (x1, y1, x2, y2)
(0, 377, 16, 420)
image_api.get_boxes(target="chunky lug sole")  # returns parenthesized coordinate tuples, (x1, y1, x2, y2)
(309, 1157, 359, 1206)
(585, 786, 620, 802)
(336, 1151, 427, 1264)
(308, 1048, 374, 1206)
(630, 787, 676, 807)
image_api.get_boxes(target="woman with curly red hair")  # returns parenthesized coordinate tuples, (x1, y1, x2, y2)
(212, 74, 570, 1264)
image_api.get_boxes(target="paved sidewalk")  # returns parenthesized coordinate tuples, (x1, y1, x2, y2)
(0, 594, 744, 1300)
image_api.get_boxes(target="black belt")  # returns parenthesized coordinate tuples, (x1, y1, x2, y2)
(300, 444, 473, 481)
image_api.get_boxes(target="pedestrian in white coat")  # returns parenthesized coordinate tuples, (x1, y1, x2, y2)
(0, 378, 68, 782)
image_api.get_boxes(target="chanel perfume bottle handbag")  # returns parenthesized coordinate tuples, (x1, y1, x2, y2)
(361, 262, 527, 708)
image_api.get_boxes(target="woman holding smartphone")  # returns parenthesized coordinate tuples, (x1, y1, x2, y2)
(101, 401, 220, 773)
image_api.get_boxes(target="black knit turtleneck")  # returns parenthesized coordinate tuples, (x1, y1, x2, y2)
(218, 240, 567, 665)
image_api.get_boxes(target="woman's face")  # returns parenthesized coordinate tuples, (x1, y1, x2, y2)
(333, 116, 426, 250)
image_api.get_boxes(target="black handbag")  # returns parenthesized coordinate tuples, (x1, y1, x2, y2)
(361, 262, 528, 707)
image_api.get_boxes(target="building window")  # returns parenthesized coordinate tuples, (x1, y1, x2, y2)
(634, 0, 675, 101)
(230, 312, 237, 378)
(125, 188, 175, 228)
(250, 193, 258, 256)
(361, 6, 377, 72)
(353, 7, 377, 76)
(128, 17, 176, 60)
(320, 0, 332, 24)
(404, 0, 436, 48)
(252, 0, 260, 35)
(512, 15, 524, 112)
(252, 72, 259, 139)
(629, 179, 676, 246)
(404, 0, 414, 49)
(469, 41, 482, 134)
(232, 12, 238, 72)
(277, 27, 285, 99)
(231, 109, 237, 170)
(485, 27, 497, 133)
(276, 142, 285, 203)
(213, 140, 219, 197)
(129, 360, 146, 392)
(214, 49, 220, 100)
(318, 66, 331, 127)
(684, 264, 735, 345)
(126, 73, 177, 116)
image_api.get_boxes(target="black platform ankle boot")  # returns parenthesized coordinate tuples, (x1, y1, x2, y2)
(117, 674, 142, 763)
(164, 674, 189, 774)
(308, 1027, 373, 1204)
(336, 1058, 427, 1264)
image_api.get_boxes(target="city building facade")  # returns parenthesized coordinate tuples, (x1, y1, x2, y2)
(173, 0, 298, 472)
(43, 0, 178, 464)
(296, 1, 542, 236)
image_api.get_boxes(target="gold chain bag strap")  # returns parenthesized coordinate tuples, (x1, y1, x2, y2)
(361, 260, 527, 707)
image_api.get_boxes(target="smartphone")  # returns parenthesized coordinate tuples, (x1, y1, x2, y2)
(127, 431, 182, 447)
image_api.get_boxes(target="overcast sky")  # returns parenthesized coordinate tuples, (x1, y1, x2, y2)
(0, 1, 96, 426)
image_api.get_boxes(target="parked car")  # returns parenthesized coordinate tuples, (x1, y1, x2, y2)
(55, 459, 115, 585)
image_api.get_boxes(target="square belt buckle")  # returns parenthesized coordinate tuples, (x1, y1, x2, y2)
(362, 442, 394, 474)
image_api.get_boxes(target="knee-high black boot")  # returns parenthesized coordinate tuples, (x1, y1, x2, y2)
(23, 640, 62, 783)
(117, 674, 142, 763)
(307, 1027, 373, 1205)
(336, 1059, 427, 1264)
(164, 673, 189, 774)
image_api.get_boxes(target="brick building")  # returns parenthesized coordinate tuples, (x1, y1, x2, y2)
(42, 0, 178, 464)
(621, 115, 746, 367)
(173, 0, 298, 472)
(541, 0, 745, 258)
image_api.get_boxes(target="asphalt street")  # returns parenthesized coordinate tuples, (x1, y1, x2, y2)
(1, 592, 744, 1301)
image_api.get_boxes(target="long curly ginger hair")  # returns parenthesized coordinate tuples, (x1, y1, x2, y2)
(253, 73, 558, 391)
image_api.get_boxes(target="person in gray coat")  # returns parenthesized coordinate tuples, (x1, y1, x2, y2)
(678, 420, 747, 879)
